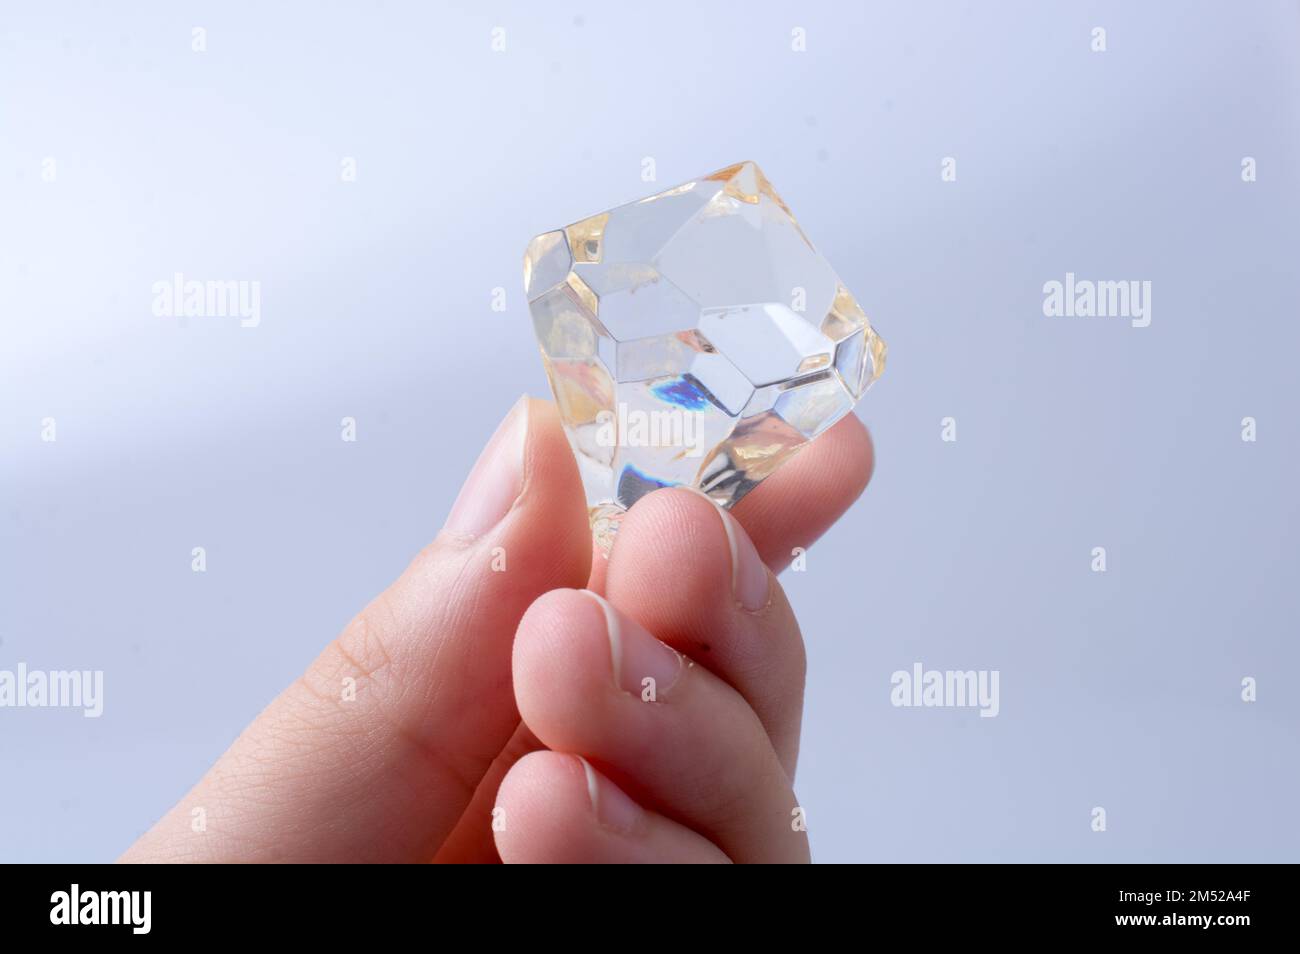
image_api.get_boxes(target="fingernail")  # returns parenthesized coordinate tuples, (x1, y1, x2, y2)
(582, 590, 682, 698)
(721, 508, 770, 611)
(443, 396, 528, 539)
(577, 756, 641, 833)
(680, 488, 769, 611)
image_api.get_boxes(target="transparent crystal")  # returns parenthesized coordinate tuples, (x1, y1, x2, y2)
(524, 161, 886, 552)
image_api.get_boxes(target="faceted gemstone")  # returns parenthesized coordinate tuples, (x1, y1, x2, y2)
(524, 161, 886, 552)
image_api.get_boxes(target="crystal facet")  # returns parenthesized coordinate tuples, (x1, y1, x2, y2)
(524, 161, 886, 551)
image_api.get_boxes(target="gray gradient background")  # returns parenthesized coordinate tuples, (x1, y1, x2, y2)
(2, 1, 1298, 862)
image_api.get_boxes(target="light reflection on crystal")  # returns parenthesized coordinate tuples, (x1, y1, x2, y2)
(525, 161, 886, 552)
(650, 375, 711, 412)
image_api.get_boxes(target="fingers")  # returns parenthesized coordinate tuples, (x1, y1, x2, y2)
(586, 413, 872, 594)
(493, 752, 729, 864)
(731, 411, 874, 573)
(605, 487, 806, 773)
(512, 589, 809, 863)
(505, 416, 874, 864)
(433, 721, 542, 864)
(122, 397, 593, 863)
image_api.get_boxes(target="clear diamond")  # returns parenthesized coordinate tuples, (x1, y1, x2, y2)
(524, 161, 886, 552)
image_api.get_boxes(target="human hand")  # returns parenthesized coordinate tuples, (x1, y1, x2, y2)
(121, 396, 873, 863)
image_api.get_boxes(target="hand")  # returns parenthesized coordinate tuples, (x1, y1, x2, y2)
(120, 396, 873, 863)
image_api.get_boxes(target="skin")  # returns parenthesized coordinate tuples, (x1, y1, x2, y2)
(121, 397, 874, 863)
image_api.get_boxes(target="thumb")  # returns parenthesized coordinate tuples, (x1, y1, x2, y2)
(121, 396, 591, 862)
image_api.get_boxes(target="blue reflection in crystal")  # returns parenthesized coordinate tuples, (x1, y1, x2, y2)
(650, 374, 711, 411)
(616, 462, 677, 506)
